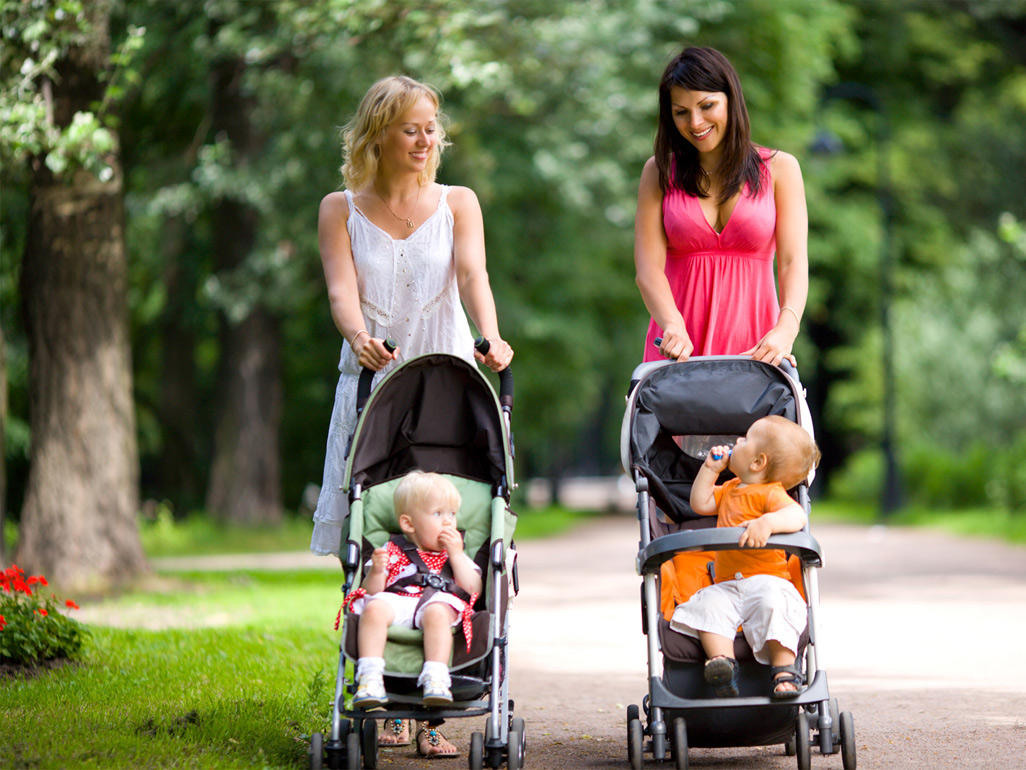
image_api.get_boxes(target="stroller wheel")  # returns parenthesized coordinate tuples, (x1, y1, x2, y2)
(345, 731, 360, 770)
(508, 724, 524, 770)
(626, 703, 640, 729)
(468, 731, 484, 770)
(627, 714, 644, 770)
(360, 719, 377, 769)
(794, 710, 811, 770)
(670, 717, 688, 770)
(839, 711, 857, 770)
(309, 732, 323, 770)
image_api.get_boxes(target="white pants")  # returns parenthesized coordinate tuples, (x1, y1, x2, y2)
(669, 574, 807, 664)
(351, 590, 464, 630)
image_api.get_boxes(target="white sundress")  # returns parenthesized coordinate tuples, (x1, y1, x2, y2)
(310, 185, 476, 556)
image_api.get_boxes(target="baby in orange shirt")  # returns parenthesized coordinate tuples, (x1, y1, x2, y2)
(669, 415, 820, 699)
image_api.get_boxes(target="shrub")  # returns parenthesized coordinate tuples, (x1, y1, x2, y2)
(826, 448, 882, 505)
(989, 433, 1026, 514)
(902, 441, 990, 509)
(0, 565, 88, 666)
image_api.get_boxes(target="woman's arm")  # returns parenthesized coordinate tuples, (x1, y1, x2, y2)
(318, 192, 395, 370)
(634, 157, 692, 360)
(745, 151, 809, 366)
(449, 185, 513, 371)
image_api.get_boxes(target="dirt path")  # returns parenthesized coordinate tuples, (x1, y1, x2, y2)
(147, 517, 1026, 768)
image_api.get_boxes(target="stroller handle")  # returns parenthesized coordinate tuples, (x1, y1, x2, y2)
(355, 338, 397, 415)
(474, 336, 514, 411)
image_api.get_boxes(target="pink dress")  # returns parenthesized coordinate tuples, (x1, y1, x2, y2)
(643, 148, 779, 361)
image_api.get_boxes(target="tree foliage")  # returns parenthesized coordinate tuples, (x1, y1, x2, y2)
(4, 0, 1026, 529)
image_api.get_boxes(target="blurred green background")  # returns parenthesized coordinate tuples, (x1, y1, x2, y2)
(4, 0, 1026, 556)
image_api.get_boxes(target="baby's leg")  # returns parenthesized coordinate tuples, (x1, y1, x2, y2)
(764, 639, 796, 667)
(420, 602, 458, 663)
(357, 598, 397, 658)
(698, 631, 734, 660)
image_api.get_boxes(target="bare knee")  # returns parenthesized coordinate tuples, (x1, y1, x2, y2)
(420, 602, 457, 629)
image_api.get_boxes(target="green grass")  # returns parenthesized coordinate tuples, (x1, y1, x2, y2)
(137, 503, 592, 559)
(1, 569, 342, 769)
(812, 499, 1026, 544)
(0, 505, 595, 768)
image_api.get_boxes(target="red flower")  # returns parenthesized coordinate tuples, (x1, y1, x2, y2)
(0, 614, 6, 630)
(65, 599, 80, 610)
(12, 578, 31, 595)
(35, 608, 48, 616)
(27, 575, 48, 587)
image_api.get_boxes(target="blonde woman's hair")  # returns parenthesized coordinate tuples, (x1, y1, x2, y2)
(340, 75, 449, 190)
(394, 470, 461, 518)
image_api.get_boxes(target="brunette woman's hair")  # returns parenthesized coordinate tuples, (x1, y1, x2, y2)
(654, 47, 765, 202)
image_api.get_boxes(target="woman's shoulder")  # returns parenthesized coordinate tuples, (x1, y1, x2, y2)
(319, 189, 352, 219)
(762, 148, 801, 176)
(444, 184, 483, 217)
(445, 184, 479, 206)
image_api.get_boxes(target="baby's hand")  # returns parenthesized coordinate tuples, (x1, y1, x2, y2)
(703, 445, 731, 473)
(738, 517, 773, 548)
(369, 546, 389, 574)
(437, 527, 463, 556)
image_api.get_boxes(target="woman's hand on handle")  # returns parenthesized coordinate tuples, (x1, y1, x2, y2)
(474, 336, 513, 372)
(354, 335, 398, 371)
(657, 323, 694, 362)
(744, 323, 797, 368)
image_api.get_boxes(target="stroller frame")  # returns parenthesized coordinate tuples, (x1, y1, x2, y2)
(309, 351, 524, 770)
(622, 356, 856, 770)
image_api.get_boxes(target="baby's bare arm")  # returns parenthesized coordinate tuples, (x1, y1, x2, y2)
(361, 547, 389, 594)
(439, 529, 483, 595)
(690, 447, 731, 515)
(739, 503, 806, 548)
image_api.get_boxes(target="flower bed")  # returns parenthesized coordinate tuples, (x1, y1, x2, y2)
(0, 565, 88, 666)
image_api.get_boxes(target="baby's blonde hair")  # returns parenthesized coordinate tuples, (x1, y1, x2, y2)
(753, 415, 820, 490)
(340, 75, 449, 191)
(394, 470, 461, 518)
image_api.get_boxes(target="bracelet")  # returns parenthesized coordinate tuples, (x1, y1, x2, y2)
(779, 305, 801, 325)
(351, 329, 370, 347)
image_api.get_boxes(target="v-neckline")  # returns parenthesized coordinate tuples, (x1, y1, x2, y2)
(695, 191, 741, 237)
(350, 188, 444, 243)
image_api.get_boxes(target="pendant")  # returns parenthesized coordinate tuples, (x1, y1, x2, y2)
(405, 218, 414, 229)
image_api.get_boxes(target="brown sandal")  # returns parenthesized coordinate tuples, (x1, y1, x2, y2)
(416, 725, 460, 758)
(378, 718, 411, 747)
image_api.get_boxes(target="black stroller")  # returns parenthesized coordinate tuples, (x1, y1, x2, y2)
(620, 356, 856, 769)
(309, 347, 524, 770)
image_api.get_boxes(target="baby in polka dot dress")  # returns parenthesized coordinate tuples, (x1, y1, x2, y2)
(351, 471, 483, 707)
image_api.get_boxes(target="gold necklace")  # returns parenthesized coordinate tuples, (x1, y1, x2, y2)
(376, 185, 422, 230)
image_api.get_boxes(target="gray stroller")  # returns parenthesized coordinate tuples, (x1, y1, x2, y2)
(309, 346, 523, 769)
(620, 355, 856, 769)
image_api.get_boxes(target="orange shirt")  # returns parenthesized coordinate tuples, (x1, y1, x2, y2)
(712, 478, 794, 583)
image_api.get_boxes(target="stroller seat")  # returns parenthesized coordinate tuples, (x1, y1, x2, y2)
(340, 474, 504, 690)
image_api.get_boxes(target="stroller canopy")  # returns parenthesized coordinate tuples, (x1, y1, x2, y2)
(623, 357, 804, 524)
(345, 353, 513, 491)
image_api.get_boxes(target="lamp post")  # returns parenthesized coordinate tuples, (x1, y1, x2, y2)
(813, 82, 901, 516)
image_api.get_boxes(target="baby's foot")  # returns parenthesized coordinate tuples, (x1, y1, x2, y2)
(353, 674, 386, 708)
(704, 656, 739, 697)
(421, 672, 453, 707)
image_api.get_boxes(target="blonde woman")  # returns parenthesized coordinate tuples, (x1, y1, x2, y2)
(311, 75, 512, 758)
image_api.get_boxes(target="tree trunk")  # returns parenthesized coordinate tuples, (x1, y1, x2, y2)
(205, 308, 282, 524)
(203, 50, 282, 524)
(157, 213, 202, 515)
(15, 1, 145, 591)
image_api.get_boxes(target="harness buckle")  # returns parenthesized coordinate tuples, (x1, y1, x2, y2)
(424, 573, 446, 590)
